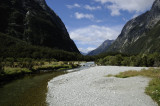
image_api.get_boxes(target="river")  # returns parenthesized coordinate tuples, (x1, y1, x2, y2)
(0, 62, 94, 106)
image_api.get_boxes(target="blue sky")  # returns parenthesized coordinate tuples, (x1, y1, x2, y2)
(46, 0, 154, 53)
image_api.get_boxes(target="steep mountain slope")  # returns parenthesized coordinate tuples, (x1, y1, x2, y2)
(88, 40, 114, 56)
(107, 0, 160, 54)
(0, 0, 79, 53)
(0, 32, 81, 60)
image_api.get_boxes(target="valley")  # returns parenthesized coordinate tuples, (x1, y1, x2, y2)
(0, 0, 160, 105)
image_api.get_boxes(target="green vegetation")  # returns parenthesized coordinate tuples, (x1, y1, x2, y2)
(109, 68, 160, 105)
(95, 53, 160, 67)
(33, 64, 78, 71)
(0, 58, 80, 84)
(0, 33, 93, 61)
(4, 67, 31, 75)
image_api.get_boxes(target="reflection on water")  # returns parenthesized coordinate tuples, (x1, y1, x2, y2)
(0, 71, 66, 106)
(0, 62, 94, 106)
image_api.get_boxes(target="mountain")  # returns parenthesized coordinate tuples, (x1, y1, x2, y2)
(87, 40, 114, 56)
(106, 0, 160, 54)
(0, 32, 82, 60)
(80, 51, 88, 56)
(0, 0, 79, 53)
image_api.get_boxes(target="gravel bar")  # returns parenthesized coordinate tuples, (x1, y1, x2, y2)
(46, 66, 158, 106)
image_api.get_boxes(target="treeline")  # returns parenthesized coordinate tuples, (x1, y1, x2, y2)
(0, 58, 80, 85)
(0, 32, 94, 61)
(95, 53, 160, 67)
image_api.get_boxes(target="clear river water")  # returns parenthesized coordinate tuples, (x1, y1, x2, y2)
(0, 62, 95, 106)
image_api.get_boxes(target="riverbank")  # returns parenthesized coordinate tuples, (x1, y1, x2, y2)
(0, 61, 80, 86)
(47, 66, 158, 106)
(0, 62, 90, 106)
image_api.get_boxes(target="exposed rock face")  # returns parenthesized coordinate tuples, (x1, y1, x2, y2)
(107, 0, 160, 54)
(0, 0, 79, 53)
(88, 40, 114, 56)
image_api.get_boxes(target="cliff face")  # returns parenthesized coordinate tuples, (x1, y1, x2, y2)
(88, 40, 114, 56)
(107, 0, 160, 54)
(0, 0, 79, 53)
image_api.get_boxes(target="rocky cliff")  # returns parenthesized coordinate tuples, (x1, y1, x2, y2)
(107, 0, 160, 54)
(0, 0, 79, 53)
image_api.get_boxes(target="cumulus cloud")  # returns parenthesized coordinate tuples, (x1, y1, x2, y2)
(107, 5, 120, 16)
(66, 3, 81, 9)
(70, 25, 122, 47)
(75, 12, 94, 19)
(84, 5, 101, 11)
(66, 3, 101, 11)
(95, 0, 154, 16)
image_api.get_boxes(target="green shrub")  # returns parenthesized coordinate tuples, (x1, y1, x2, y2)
(4, 67, 31, 75)
(95, 53, 160, 67)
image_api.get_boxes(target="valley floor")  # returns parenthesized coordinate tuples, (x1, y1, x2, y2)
(47, 66, 158, 106)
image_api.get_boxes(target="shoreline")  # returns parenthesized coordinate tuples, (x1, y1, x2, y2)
(47, 66, 158, 106)
(0, 64, 80, 87)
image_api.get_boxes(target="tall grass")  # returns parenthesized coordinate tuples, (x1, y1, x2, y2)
(4, 67, 31, 75)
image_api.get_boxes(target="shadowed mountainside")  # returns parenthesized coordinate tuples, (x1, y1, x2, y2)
(0, 0, 79, 53)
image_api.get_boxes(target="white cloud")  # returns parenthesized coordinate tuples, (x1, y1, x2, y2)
(66, 3, 81, 9)
(66, 3, 101, 11)
(74, 12, 102, 22)
(79, 47, 96, 53)
(107, 5, 120, 16)
(75, 12, 94, 19)
(84, 5, 101, 11)
(70, 25, 122, 47)
(95, 0, 154, 16)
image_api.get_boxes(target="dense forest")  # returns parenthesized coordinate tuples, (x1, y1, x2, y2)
(95, 53, 160, 67)
(0, 32, 94, 61)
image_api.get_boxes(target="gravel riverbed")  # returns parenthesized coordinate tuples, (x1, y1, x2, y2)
(46, 66, 158, 106)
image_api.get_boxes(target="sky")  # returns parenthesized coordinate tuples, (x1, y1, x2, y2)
(46, 0, 155, 53)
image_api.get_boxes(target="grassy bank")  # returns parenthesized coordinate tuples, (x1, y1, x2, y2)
(0, 60, 80, 85)
(107, 68, 160, 105)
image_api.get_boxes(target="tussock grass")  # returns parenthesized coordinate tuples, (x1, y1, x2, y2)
(33, 64, 73, 71)
(115, 71, 140, 78)
(4, 67, 31, 75)
(111, 68, 160, 105)
(115, 68, 160, 78)
(106, 74, 114, 77)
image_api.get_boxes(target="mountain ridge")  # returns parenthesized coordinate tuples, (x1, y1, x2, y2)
(87, 40, 114, 56)
(105, 0, 160, 54)
(0, 0, 79, 53)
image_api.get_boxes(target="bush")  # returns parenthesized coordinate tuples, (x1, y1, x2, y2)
(4, 67, 31, 75)
(95, 53, 160, 67)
